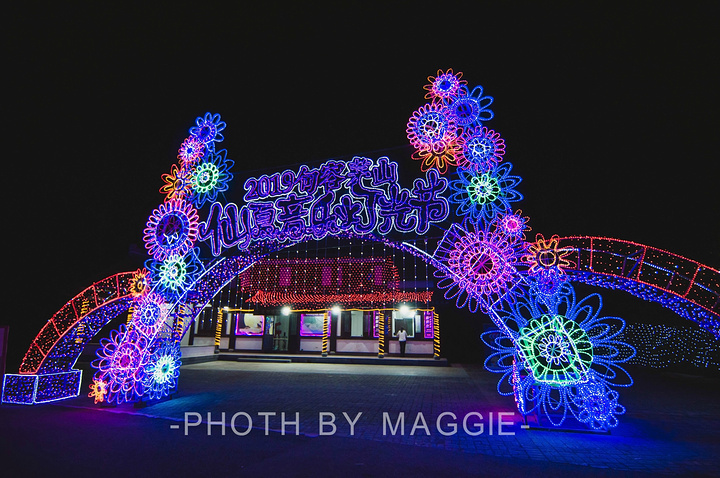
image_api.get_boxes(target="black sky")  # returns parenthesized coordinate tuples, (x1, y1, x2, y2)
(4, 2, 719, 366)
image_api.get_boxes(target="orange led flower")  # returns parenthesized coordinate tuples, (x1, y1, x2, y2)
(88, 379, 108, 404)
(523, 233, 575, 274)
(128, 268, 151, 298)
(160, 163, 193, 201)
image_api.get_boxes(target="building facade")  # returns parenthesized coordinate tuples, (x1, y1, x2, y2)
(183, 255, 439, 357)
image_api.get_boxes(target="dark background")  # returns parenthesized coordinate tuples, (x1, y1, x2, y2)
(4, 2, 718, 368)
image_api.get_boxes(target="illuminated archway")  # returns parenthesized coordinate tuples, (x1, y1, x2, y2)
(4, 71, 718, 431)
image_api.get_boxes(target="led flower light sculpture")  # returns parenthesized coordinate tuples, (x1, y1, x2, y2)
(434, 220, 526, 313)
(189, 149, 234, 207)
(83, 70, 640, 431)
(189, 112, 226, 151)
(130, 292, 165, 338)
(482, 287, 635, 428)
(406, 69, 636, 429)
(90, 113, 227, 405)
(448, 163, 523, 226)
(143, 199, 199, 261)
(92, 325, 148, 404)
(456, 126, 505, 171)
(142, 339, 181, 400)
(406, 102, 459, 174)
(177, 135, 206, 167)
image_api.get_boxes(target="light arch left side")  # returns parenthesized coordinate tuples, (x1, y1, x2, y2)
(2, 257, 256, 404)
(3, 272, 136, 404)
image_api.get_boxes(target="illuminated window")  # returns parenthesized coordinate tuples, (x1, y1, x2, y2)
(321, 267, 332, 286)
(279, 267, 291, 287)
(374, 266, 383, 286)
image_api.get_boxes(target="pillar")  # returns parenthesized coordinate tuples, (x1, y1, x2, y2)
(322, 311, 330, 357)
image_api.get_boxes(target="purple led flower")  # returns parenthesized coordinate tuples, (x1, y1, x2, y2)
(434, 221, 525, 313)
(143, 198, 199, 261)
(91, 324, 148, 404)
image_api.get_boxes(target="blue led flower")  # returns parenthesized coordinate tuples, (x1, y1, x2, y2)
(143, 339, 181, 400)
(131, 292, 165, 338)
(446, 85, 494, 127)
(146, 248, 202, 302)
(448, 163, 523, 227)
(483, 284, 636, 428)
(571, 374, 626, 430)
(189, 149, 234, 208)
(189, 112, 226, 151)
(527, 268, 571, 308)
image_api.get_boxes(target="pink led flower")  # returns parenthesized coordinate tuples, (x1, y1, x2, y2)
(177, 135, 206, 168)
(496, 209, 531, 241)
(434, 222, 525, 313)
(407, 102, 460, 174)
(407, 102, 457, 150)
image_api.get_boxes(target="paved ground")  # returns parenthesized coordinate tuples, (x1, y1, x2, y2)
(1, 360, 719, 477)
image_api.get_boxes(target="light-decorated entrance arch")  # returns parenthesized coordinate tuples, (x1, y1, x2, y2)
(4, 70, 718, 431)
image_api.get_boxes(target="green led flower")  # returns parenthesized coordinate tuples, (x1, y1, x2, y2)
(517, 314, 593, 386)
(187, 149, 234, 208)
(158, 255, 188, 292)
(467, 173, 500, 205)
(193, 162, 220, 193)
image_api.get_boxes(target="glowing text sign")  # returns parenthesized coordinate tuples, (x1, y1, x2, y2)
(198, 156, 449, 256)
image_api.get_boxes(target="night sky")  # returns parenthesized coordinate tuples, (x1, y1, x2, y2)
(4, 3, 719, 367)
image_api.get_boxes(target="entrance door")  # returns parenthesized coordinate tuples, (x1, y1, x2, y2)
(262, 316, 275, 352)
(273, 314, 289, 352)
(287, 314, 300, 353)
